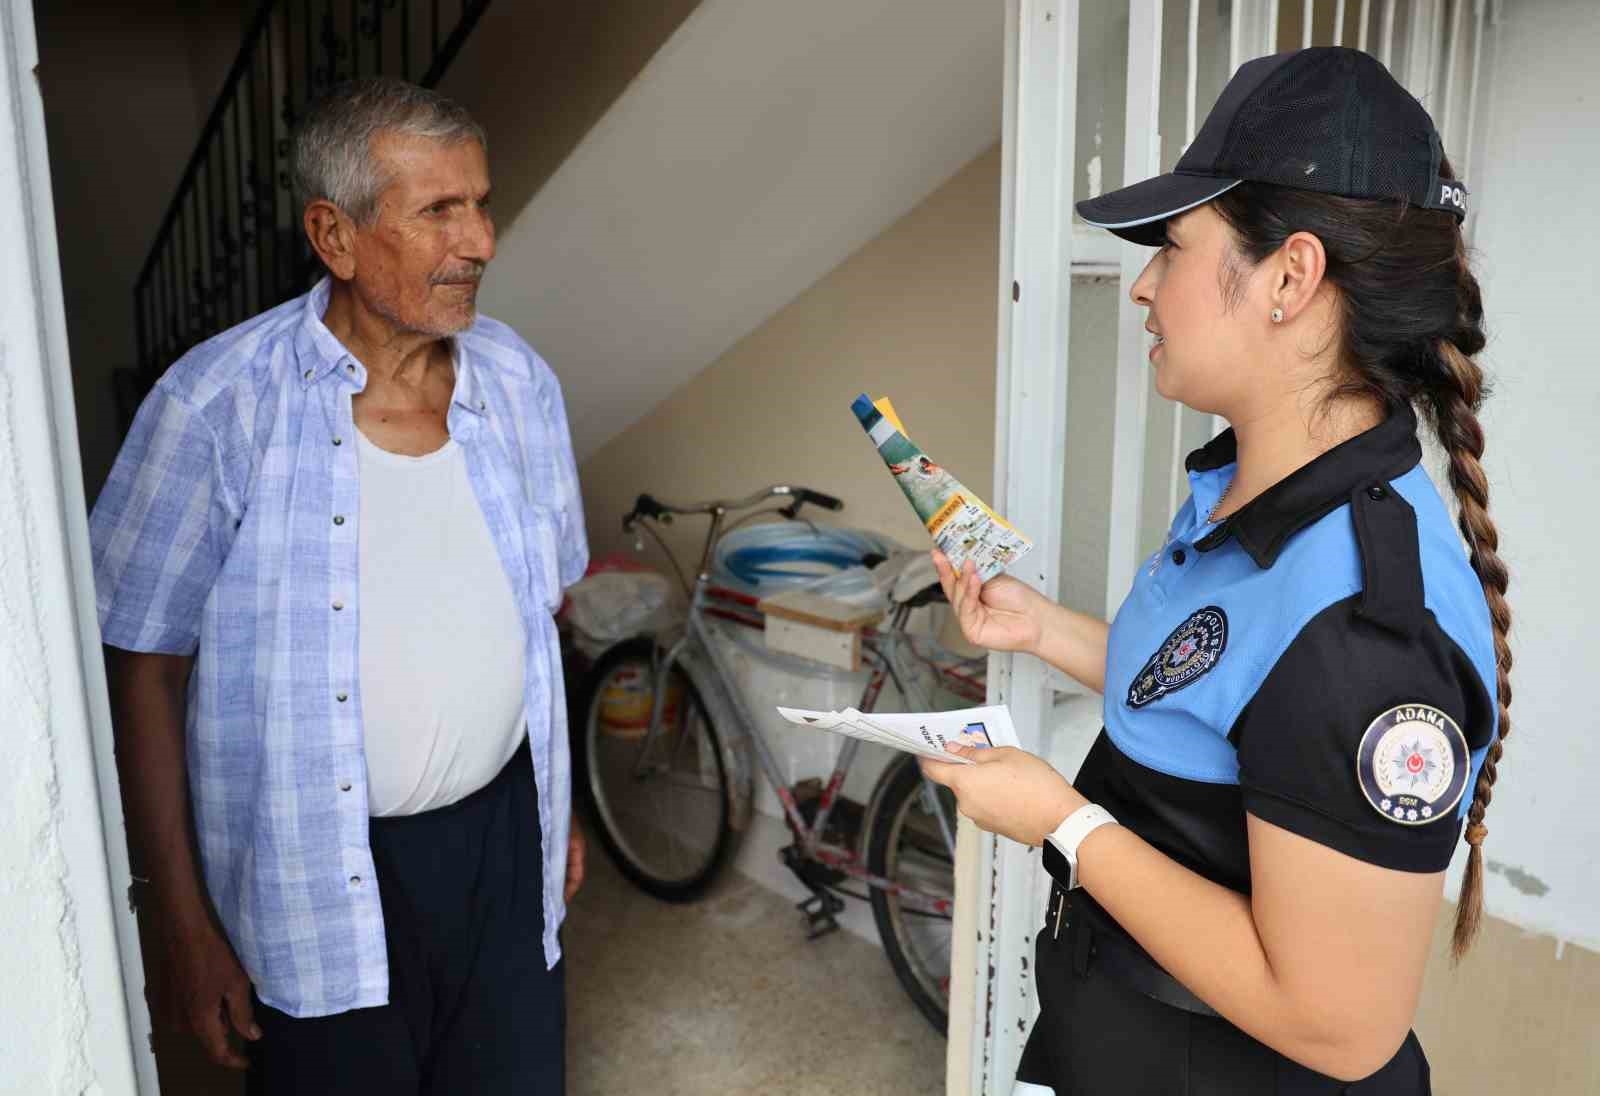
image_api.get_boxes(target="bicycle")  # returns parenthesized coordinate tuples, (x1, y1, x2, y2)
(573, 485, 978, 1033)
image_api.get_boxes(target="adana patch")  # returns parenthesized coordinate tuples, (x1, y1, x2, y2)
(1127, 607, 1228, 708)
(1356, 703, 1470, 825)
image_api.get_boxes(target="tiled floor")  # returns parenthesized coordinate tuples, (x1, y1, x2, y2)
(565, 843, 947, 1095)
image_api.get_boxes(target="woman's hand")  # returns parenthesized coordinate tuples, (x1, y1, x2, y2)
(932, 549, 1047, 655)
(919, 745, 1086, 846)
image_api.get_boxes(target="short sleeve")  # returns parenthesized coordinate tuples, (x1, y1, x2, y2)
(90, 385, 230, 655)
(533, 363, 589, 589)
(1233, 595, 1495, 873)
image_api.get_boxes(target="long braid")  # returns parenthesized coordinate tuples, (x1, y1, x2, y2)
(1425, 251, 1512, 960)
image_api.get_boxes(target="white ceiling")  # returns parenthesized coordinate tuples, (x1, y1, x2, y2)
(476, 0, 1002, 461)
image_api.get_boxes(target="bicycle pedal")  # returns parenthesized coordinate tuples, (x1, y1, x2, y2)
(797, 891, 844, 940)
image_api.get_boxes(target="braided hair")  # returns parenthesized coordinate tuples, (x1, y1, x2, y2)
(1211, 160, 1510, 959)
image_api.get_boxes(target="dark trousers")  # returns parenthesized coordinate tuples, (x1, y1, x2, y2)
(248, 745, 565, 1096)
(1016, 896, 1431, 1095)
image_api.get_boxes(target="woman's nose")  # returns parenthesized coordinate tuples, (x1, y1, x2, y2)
(1129, 254, 1158, 307)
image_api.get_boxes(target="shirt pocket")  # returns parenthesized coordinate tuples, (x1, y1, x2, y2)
(523, 502, 563, 614)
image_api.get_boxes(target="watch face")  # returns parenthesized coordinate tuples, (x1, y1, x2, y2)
(1042, 835, 1075, 886)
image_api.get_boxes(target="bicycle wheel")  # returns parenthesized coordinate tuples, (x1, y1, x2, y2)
(866, 752, 957, 1034)
(576, 638, 736, 901)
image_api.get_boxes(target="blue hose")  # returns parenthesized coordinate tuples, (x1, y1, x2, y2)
(711, 523, 903, 606)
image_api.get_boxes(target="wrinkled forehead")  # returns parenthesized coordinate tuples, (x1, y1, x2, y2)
(370, 131, 489, 196)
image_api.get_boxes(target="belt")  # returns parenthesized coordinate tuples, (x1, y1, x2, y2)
(1049, 884, 1221, 1020)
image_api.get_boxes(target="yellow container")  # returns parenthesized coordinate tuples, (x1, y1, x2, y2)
(599, 665, 683, 739)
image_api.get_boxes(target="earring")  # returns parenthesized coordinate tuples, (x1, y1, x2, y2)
(1270, 308, 1284, 324)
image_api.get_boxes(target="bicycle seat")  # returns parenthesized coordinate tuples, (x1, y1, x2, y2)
(901, 581, 946, 608)
(872, 551, 946, 608)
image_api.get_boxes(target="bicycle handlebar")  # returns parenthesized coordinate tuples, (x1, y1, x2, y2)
(793, 488, 844, 512)
(625, 485, 842, 526)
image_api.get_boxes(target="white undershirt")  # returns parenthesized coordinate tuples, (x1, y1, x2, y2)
(357, 431, 527, 816)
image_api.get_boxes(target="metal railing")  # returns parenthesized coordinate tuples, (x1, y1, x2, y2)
(122, 0, 492, 428)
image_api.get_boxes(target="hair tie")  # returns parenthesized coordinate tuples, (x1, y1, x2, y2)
(1465, 822, 1489, 847)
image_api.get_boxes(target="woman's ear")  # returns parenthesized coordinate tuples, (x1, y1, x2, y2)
(303, 200, 357, 280)
(1270, 230, 1329, 324)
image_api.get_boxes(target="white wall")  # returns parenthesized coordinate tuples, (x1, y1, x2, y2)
(1, 0, 147, 1091)
(478, 0, 1002, 463)
(1457, 0, 1600, 949)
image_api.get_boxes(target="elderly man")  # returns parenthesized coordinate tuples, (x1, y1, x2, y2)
(92, 78, 587, 1094)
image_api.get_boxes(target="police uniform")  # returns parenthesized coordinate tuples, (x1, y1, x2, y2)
(1013, 406, 1498, 1095)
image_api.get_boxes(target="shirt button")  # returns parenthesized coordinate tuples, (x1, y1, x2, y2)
(332, 600, 344, 611)
(340, 781, 352, 792)
(303, 369, 314, 380)
(333, 515, 345, 526)
(346, 363, 356, 374)
(336, 691, 349, 703)
(349, 875, 361, 886)
(1171, 549, 1187, 566)
(332, 436, 343, 446)
(1367, 485, 1388, 500)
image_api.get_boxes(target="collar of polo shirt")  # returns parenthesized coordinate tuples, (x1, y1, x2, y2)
(1190, 404, 1424, 569)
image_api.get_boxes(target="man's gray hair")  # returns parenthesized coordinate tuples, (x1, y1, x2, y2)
(291, 77, 486, 225)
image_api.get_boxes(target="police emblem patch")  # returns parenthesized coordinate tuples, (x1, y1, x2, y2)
(1126, 607, 1228, 708)
(1356, 703, 1470, 825)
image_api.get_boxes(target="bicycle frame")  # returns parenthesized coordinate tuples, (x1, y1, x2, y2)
(629, 505, 958, 918)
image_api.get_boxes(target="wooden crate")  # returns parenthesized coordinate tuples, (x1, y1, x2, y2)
(756, 590, 884, 672)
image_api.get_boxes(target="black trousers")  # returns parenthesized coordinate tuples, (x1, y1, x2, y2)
(1016, 896, 1431, 1096)
(248, 745, 565, 1096)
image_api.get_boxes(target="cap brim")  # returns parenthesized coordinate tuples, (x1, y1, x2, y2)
(1076, 174, 1244, 245)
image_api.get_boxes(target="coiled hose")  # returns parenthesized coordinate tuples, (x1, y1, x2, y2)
(711, 523, 902, 608)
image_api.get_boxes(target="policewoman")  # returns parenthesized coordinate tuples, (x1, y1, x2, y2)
(921, 48, 1511, 1095)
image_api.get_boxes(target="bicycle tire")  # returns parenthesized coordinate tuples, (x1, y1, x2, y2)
(575, 637, 736, 902)
(865, 752, 956, 1035)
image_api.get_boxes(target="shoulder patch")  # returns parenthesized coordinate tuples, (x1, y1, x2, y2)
(1356, 704, 1470, 824)
(1127, 607, 1228, 709)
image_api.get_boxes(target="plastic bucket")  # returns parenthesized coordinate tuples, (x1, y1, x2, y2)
(599, 664, 683, 739)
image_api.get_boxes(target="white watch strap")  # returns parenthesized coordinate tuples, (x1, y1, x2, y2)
(1049, 803, 1117, 861)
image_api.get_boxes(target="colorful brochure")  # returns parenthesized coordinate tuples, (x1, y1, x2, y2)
(850, 394, 1034, 582)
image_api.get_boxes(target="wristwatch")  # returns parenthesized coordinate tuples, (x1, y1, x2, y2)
(1041, 803, 1118, 891)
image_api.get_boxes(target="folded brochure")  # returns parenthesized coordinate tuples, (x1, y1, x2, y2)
(850, 394, 1033, 582)
(775, 704, 1018, 764)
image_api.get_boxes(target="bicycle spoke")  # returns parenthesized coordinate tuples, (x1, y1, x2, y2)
(873, 760, 957, 1025)
(588, 657, 728, 889)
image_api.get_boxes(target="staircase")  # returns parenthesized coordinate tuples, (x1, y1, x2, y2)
(119, 0, 492, 430)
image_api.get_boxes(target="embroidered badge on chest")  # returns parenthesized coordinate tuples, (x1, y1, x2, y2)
(1126, 606, 1228, 709)
(1356, 704, 1470, 825)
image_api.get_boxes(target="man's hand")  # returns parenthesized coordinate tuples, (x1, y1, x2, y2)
(918, 745, 1086, 846)
(565, 819, 587, 902)
(148, 912, 261, 1069)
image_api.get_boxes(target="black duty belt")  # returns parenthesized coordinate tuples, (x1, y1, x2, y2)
(1050, 883, 1221, 1020)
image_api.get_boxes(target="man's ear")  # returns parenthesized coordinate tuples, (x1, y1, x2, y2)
(304, 200, 357, 280)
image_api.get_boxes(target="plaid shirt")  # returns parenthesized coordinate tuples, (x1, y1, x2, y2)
(91, 278, 588, 1017)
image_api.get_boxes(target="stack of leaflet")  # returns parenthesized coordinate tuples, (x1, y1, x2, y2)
(775, 704, 1018, 765)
